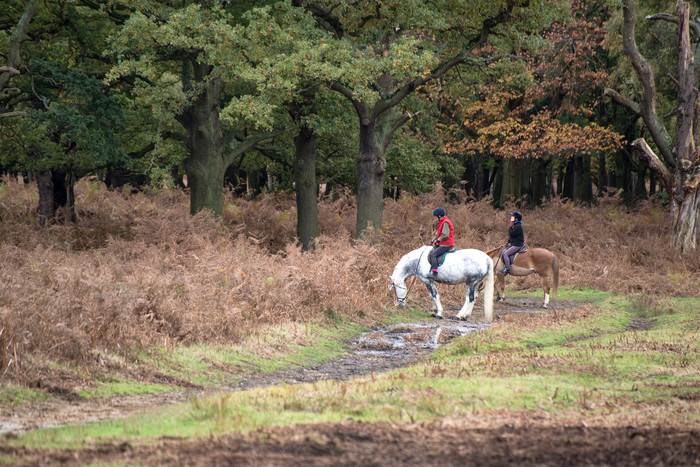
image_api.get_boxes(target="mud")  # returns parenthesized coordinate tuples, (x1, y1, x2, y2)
(6, 420, 699, 467)
(5, 297, 697, 466)
(0, 298, 563, 436)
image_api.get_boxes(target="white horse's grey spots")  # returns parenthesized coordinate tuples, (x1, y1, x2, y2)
(390, 246, 495, 322)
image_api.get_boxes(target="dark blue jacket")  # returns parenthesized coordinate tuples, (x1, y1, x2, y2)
(508, 221, 525, 247)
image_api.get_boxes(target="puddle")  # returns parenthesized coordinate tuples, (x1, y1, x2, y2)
(0, 422, 24, 433)
(228, 318, 493, 389)
(355, 319, 491, 356)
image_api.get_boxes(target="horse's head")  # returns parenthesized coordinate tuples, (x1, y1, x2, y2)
(387, 275, 407, 307)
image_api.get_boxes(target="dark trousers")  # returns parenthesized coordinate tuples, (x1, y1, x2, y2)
(430, 245, 452, 270)
(501, 245, 521, 269)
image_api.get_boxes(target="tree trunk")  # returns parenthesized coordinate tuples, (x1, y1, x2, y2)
(498, 158, 522, 205)
(634, 163, 648, 200)
(531, 159, 549, 204)
(596, 153, 607, 196)
(65, 171, 76, 222)
(573, 155, 592, 203)
(671, 0, 699, 252)
(463, 154, 487, 200)
(561, 158, 574, 199)
(518, 159, 531, 206)
(356, 120, 386, 239)
(492, 163, 504, 208)
(295, 124, 319, 250)
(673, 184, 700, 252)
(178, 62, 224, 216)
(46, 170, 75, 223)
(610, 0, 699, 253)
(246, 170, 265, 198)
(37, 170, 53, 226)
(555, 163, 564, 196)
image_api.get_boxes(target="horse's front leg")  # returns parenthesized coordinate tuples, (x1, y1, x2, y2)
(425, 281, 443, 318)
(456, 282, 478, 320)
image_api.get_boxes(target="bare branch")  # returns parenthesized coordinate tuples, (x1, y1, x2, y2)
(631, 138, 674, 194)
(380, 112, 413, 151)
(603, 88, 641, 115)
(619, 0, 676, 168)
(222, 129, 289, 168)
(0, 66, 20, 75)
(646, 12, 700, 39)
(1, 0, 36, 92)
(0, 111, 27, 119)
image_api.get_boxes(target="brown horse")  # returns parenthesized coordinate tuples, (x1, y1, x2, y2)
(485, 246, 559, 308)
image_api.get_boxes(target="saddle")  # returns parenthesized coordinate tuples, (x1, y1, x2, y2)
(435, 246, 456, 266)
(505, 245, 527, 264)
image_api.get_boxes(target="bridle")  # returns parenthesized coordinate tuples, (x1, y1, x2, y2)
(389, 280, 410, 305)
(390, 275, 420, 306)
(390, 246, 429, 306)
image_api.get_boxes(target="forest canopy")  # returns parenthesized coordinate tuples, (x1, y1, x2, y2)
(1, 0, 698, 253)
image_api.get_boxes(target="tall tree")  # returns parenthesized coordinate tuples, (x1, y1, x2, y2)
(107, 3, 285, 216)
(438, 0, 623, 206)
(296, 0, 567, 238)
(0, 1, 133, 223)
(605, 0, 700, 254)
(3, 60, 126, 223)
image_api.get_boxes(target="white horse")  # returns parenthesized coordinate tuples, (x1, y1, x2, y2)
(389, 246, 495, 321)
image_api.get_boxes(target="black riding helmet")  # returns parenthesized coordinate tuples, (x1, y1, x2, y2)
(433, 207, 445, 217)
(510, 211, 522, 221)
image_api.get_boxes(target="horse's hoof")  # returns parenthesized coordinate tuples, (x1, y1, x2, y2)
(430, 313, 443, 320)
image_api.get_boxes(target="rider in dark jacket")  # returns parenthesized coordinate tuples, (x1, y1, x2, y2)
(501, 211, 524, 274)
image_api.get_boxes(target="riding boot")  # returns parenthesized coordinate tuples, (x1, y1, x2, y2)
(431, 268, 438, 276)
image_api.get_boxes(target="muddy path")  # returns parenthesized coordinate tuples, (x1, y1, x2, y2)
(4, 297, 699, 466)
(0, 297, 565, 435)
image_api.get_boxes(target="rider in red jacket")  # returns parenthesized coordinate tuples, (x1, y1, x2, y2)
(429, 207, 454, 276)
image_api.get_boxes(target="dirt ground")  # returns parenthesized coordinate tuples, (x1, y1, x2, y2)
(2, 297, 699, 466)
(5, 417, 700, 466)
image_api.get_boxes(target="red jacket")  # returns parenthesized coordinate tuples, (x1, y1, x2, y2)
(436, 217, 455, 246)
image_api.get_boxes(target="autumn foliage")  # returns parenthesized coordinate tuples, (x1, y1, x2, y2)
(0, 177, 697, 380)
(438, 0, 623, 160)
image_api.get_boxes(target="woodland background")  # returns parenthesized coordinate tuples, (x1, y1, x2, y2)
(2, 1, 696, 239)
(1, 1, 700, 379)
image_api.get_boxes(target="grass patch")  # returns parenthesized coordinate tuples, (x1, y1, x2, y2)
(553, 286, 614, 303)
(9, 293, 699, 448)
(78, 381, 174, 399)
(0, 385, 49, 405)
(627, 293, 675, 318)
(130, 318, 373, 388)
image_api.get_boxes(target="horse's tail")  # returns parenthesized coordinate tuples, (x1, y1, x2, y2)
(551, 253, 559, 297)
(483, 256, 495, 322)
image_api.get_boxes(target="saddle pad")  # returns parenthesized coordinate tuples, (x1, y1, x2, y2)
(438, 248, 457, 266)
